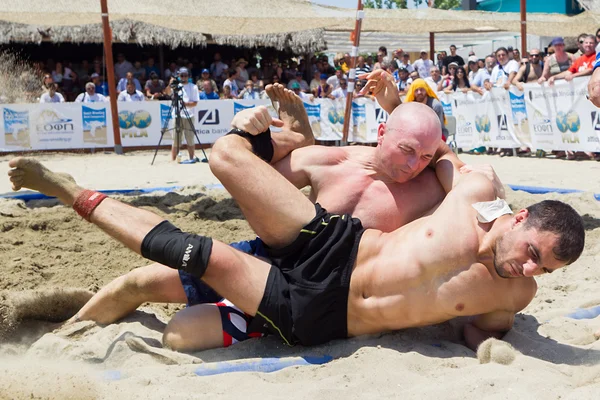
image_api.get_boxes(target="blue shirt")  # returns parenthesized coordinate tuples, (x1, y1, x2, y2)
(95, 82, 109, 96)
(594, 50, 600, 70)
(199, 91, 219, 100)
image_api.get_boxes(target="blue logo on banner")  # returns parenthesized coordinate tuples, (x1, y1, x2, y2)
(234, 102, 255, 115)
(4, 108, 29, 136)
(441, 101, 452, 117)
(160, 104, 171, 126)
(303, 102, 321, 118)
(509, 91, 527, 121)
(351, 102, 366, 125)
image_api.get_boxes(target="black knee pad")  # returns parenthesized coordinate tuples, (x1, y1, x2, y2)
(141, 221, 213, 279)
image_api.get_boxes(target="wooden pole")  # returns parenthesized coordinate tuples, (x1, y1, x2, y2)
(429, 32, 435, 63)
(341, 0, 364, 145)
(520, 0, 527, 56)
(100, 0, 123, 154)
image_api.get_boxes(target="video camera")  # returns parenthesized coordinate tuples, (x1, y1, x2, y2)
(170, 73, 184, 90)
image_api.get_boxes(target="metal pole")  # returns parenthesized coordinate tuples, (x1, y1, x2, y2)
(520, 0, 527, 56)
(429, 32, 435, 64)
(100, 0, 123, 154)
(341, 0, 364, 145)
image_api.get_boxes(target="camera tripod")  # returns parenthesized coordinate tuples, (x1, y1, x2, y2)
(151, 85, 209, 165)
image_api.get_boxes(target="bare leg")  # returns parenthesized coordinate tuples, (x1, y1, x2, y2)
(210, 86, 318, 248)
(266, 83, 315, 162)
(163, 304, 224, 351)
(69, 263, 187, 325)
(8, 157, 271, 317)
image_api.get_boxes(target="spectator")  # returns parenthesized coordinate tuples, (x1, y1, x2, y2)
(221, 85, 235, 99)
(132, 61, 146, 83)
(309, 70, 321, 92)
(235, 58, 250, 90)
(144, 72, 167, 100)
(60, 61, 77, 95)
(91, 73, 109, 96)
(145, 57, 161, 79)
(467, 56, 480, 83)
(260, 60, 275, 85)
(114, 53, 133, 81)
(513, 49, 544, 91)
(397, 53, 415, 73)
(223, 69, 240, 97)
(404, 79, 448, 140)
(290, 81, 313, 101)
(330, 78, 348, 99)
(249, 71, 264, 92)
(327, 67, 346, 90)
(573, 33, 588, 59)
(424, 66, 442, 93)
(507, 46, 515, 61)
(443, 45, 465, 70)
(440, 62, 458, 90)
(485, 47, 519, 90)
(41, 73, 54, 91)
(199, 80, 220, 100)
(238, 80, 261, 100)
(409, 71, 419, 82)
(539, 37, 574, 83)
(412, 50, 433, 79)
(287, 71, 309, 92)
(366, 55, 374, 70)
(436, 51, 446, 75)
(164, 62, 178, 81)
(39, 83, 64, 103)
(117, 80, 145, 102)
(75, 82, 108, 103)
(314, 73, 332, 98)
(210, 53, 228, 84)
(396, 67, 411, 95)
(197, 69, 218, 94)
(355, 56, 371, 81)
(116, 72, 142, 95)
(513, 48, 521, 63)
(340, 53, 352, 74)
(52, 62, 64, 85)
(164, 68, 199, 162)
(374, 48, 387, 70)
(549, 34, 596, 85)
(596, 28, 600, 44)
(446, 66, 471, 94)
(471, 55, 494, 95)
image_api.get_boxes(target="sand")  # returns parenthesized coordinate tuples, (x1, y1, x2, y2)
(0, 150, 599, 400)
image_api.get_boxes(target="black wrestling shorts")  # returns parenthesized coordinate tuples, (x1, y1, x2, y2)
(247, 203, 365, 346)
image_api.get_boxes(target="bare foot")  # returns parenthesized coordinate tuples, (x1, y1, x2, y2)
(265, 83, 314, 161)
(7, 157, 82, 205)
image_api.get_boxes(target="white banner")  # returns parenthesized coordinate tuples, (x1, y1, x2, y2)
(2, 78, 599, 152)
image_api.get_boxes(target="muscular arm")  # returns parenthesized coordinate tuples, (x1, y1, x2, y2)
(464, 311, 515, 352)
(273, 145, 342, 189)
(429, 141, 465, 194)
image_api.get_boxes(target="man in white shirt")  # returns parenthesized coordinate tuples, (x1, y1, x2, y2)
(117, 81, 146, 102)
(210, 53, 228, 85)
(116, 72, 142, 95)
(223, 70, 240, 98)
(75, 83, 108, 103)
(287, 72, 309, 92)
(485, 47, 519, 90)
(326, 67, 346, 90)
(164, 68, 200, 162)
(329, 78, 348, 99)
(39, 84, 65, 103)
(412, 50, 433, 79)
(397, 53, 415, 73)
(424, 66, 442, 93)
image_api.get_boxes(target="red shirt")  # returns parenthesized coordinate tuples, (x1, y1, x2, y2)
(569, 53, 595, 73)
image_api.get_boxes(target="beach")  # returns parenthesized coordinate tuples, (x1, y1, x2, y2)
(0, 150, 599, 400)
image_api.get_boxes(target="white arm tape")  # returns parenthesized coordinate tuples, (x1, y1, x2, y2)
(351, 46, 359, 57)
(356, 10, 365, 20)
(349, 68, 356, 80)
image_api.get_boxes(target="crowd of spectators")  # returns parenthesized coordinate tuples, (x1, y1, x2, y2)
(23, 30, 600, 159)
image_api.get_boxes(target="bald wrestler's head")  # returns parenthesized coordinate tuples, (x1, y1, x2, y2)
(375, 102, 441, 183)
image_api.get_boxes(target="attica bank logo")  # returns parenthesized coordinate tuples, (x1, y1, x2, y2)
(556, 110, 580, 143)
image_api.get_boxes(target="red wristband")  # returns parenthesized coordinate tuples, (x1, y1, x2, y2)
(73, 190, 107, 221)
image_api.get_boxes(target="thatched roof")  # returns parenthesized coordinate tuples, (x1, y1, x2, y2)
(1, 0, 599, 52)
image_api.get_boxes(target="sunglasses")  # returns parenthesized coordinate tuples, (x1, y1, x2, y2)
(530, 54, 540, 57)
(579, 40, 584, 44)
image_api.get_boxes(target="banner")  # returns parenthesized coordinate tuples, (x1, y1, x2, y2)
(2, 77, 599, 153)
